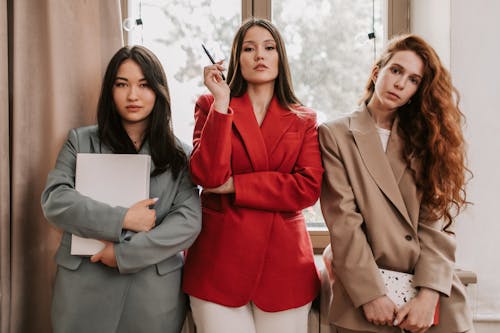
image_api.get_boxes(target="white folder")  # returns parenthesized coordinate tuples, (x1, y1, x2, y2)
(72, 153, 151, 255)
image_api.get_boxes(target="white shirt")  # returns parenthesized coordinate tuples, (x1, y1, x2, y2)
(376, 125, 391, 152)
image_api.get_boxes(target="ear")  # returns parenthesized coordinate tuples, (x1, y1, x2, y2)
(371, 66, 379, 83)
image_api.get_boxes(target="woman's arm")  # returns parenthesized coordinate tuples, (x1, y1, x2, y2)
(189, 95, 233, 188)
(394, 211, 456, 331)
(413, 211, 456, 295)
(41, 129, 126, 242)
(113, 167, 202, 274)
(231, 115, 323, 212)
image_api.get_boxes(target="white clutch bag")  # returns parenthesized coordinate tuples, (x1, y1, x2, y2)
(378, 268, 439, 325)
(379, 268, 417, 307)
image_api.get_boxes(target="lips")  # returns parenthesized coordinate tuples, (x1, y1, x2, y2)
(254, 63, 268, 70)
(387, 92, 400, 99)
(126, 105, 141, 111)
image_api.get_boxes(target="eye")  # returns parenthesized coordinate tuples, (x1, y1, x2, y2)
(139, 82, 150, 88)
(114, 82, 127, 87)
(390, 67, 400, 74)
(243, 47, 254, 52)
(409, 77, 420, 85)
(265, 45, 276, 51)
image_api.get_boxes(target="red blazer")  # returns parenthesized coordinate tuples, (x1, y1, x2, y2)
(183, 93, 324, 312)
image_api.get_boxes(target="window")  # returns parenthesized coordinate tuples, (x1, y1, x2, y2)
(271, 0, 383, 250)
(125, 0, 408, 252)
(126, 0, 241, 144)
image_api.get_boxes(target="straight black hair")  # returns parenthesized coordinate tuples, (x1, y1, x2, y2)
(97, 45, 186, 178)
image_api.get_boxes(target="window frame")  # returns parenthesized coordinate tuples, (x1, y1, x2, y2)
(121, 0, 409, 254)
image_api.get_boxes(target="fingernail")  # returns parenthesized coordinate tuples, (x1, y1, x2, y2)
(152, 197, 159, 202)
(393, 319, 398, 326)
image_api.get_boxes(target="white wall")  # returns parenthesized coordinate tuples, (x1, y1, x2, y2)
(410, 0, 450, 68)
(411, 0, 500, 332)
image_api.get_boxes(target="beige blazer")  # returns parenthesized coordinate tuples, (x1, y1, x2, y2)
(319, 105, 473, 333)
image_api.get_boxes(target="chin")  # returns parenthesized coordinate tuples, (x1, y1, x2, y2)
(247, 77, 276, 85)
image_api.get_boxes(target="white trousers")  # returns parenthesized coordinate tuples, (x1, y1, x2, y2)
(189, 296, 311, 333)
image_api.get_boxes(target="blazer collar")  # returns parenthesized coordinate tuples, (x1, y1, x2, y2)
(260, 96, 297, 154)
(350, 104, 413, 226)
(231, 93, 296, 171)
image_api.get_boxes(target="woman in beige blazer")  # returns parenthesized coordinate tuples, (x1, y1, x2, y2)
(319, 35, 473, 333)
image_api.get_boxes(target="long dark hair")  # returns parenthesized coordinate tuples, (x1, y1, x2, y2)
(226, 18, 302, 110)
(97, 45, 186, 178)
(361, 34, 470, 229)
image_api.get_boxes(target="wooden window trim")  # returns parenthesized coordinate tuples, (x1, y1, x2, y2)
(242, 0, 270, 20)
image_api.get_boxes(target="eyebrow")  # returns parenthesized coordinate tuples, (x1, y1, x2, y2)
(114, 76, 148, 82)
(391, 63, 422, 79)
(242, 39, 276, 44)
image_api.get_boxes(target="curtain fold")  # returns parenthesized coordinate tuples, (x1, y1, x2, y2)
(1, 1, 123, 331)
(1, 0, 11, 332)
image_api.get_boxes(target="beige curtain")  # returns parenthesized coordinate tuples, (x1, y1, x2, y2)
(1, 0, 11, 332)
(1, 1, 123, 332)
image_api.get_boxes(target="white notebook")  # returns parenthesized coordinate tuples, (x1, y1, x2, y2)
(72, 153, 151, 255)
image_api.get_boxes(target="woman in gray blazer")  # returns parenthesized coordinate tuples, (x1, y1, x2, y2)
(41, 46, 201, 333)
(319, 35, 473, 333)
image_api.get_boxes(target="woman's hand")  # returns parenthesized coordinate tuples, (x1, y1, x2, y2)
(91, 241, 117, 268)
(122, 198, 158, 232)
(362, 295, 398, 326)
(203, 62, 230, 113)
(204, 177, 235, 194)
(322, 243, 335, 284)
(395, 288, 439, 333)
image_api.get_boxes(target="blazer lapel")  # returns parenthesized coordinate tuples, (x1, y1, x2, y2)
(351, 105, 412, 225)
(260, 97, 296, 155)
(386, 123, 421, 226)
(386, 118, 406, 184)
(231, 93, 269, 171)
(89, 133, 106, 153)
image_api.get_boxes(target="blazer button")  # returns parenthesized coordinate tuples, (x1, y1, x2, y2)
(405, 235, 413, 241)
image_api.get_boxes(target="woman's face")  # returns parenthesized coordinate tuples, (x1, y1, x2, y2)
(112, 59, 156, 128)
(371, 50, 424, 112)
(239, 26, 279, 86)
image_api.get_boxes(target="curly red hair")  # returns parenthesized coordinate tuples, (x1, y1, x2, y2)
(361, 34, 470, 230)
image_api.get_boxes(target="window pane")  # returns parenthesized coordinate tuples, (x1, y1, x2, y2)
(127, 0, 241, 144)
(272, 0, 383, 227)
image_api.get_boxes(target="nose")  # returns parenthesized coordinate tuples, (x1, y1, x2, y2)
(394, 77, 406, 90)
(127, 86, 139, 100)
(254, 47, 264, 60)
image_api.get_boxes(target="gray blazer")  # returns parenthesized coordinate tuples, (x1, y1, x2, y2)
(319, 105, 473, 333)
(41, 125, 202, 333)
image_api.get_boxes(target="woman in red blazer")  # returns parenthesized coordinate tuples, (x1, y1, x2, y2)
(183, 18, 323, 333)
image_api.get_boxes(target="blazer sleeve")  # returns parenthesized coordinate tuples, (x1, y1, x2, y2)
(232, 115, 323, 212)
(41, 129, 125, 242)
(189, 94, 233, 188)
(318, 123, 386, 307)
(413, 208, 456, 296)
(114, 167, 202, 274)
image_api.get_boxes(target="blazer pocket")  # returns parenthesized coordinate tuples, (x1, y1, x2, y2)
(155, 253, 184, 275)
(54, 244, 83, 271)
(280, 212, 303, 223)
(281, 131, 300, 140)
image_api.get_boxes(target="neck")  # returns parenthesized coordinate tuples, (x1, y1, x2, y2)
(246, 82, 274, 114)
(366, 99, 397, 130)
(123, 121, 147, 149)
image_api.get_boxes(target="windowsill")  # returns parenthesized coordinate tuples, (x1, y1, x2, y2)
(308, 227, 330, 254)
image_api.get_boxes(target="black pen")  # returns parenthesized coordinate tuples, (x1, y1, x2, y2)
(202, 43, 225, 80)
